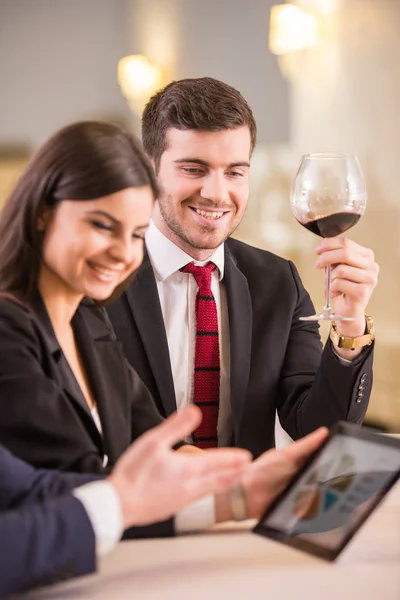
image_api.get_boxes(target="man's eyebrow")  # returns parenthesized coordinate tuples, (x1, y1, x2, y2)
(227, 161, 250, 168)
(174, 158, 209, 167)
(174, 158, 250, 168)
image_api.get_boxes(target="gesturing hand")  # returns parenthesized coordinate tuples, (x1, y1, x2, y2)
(241, 427, 328, 520)
(108, 405, 251, 529)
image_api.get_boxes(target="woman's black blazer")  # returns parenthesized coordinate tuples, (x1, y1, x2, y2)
(0, 295, 165, 474)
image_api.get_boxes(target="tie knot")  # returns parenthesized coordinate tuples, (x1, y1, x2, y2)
(181, 262, 216, 293)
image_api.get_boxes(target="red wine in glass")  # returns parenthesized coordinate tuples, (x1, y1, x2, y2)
(291, 154, 367, 321)
(298, 212, 361, 238)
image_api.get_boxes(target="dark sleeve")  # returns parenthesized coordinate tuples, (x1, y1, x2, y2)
(0, 300, 108, 473)
(0, 443, 175, 559)
(0, 445, 103, 511)
(0, 443, 97, 597)
(278, 261, 373, 439)
(0, 495, 96, 598)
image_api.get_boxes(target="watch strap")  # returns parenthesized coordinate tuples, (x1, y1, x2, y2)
(330, 316, 375, 350)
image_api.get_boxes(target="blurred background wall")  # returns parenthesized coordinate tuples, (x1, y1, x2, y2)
(0, 0, 399, 431)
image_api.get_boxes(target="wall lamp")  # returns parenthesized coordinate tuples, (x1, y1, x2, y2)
(269, 3, 322, 80)
(117, 54, 163, 116)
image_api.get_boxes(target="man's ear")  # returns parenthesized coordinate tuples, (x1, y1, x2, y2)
(146, 154, 156, 173)
(37, 206, 53, 232)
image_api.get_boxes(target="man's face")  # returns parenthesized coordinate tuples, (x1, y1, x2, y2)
(152, 127, 251, 258)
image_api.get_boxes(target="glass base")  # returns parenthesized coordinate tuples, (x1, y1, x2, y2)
(299, 311, 355, 322)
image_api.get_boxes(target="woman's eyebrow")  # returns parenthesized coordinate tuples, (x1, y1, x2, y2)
(85, 210, 120, 225)
(86, 210, 150, 231)
(135, 223, 150, 230)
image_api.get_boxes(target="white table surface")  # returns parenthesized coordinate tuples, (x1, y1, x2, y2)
(21, 480, 400, 600)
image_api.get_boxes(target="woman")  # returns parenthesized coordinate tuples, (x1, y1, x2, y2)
(0, 121, 166, 473)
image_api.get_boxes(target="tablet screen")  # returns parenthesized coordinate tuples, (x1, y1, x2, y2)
(254, 427, 400, 560)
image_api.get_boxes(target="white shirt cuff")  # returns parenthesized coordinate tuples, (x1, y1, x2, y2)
(331, 344, 353, 366)
(174, 494, 215, 533)
(73, 481, 123, 557)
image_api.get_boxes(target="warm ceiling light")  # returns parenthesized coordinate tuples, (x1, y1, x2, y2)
(117, 55, 163, 114)
(269, 4, 320, 56)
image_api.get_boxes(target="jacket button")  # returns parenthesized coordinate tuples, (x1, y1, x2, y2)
(102, 454, 108, 467)
(360, 374, 367, 384)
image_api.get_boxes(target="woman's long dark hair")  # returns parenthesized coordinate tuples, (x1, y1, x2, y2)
(0, 121, 158, 304)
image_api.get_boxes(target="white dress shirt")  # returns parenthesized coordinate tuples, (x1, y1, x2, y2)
(145, 220, 233, 446)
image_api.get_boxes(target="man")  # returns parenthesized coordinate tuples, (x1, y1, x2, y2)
(0, 406, 326, 597)
(107, 77, 378, 458)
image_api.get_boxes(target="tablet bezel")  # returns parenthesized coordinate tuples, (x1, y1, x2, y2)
(253, 422, 400, 561)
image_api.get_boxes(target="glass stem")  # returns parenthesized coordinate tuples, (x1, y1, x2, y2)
(323, 264, 332, 313)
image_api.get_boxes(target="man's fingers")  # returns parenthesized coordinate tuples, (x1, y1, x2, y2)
(190, 447, 252, 470)
(330, 279, 370, 303)
(148, 405, 203, 448)
(119, 406, 203, 469)
(283, 427, 329, 465)
(316, 237, 373, 258)
(330, 264, 377, 285)
(316, 249, 373, 271)
(172, 449, 251, 505)
(185, 463, 250, 499)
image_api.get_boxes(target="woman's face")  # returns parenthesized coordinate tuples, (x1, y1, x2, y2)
(39, 186, 153, 302)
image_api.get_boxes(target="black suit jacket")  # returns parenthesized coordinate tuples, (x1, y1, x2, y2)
(0, 294, 165, 473)
(107, 238, 374, 458)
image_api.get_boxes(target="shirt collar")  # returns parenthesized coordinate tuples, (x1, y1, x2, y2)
(145, 220, 225, 282)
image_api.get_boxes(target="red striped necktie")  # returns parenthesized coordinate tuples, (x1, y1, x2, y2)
(181, 262, 219, 448)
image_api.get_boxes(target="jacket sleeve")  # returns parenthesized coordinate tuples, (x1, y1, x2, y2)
(0, 445, 103, 510)
(0, 496, 96, 598)
(0, 445, 97, 598)
(277, 261, 374, 439)
(0, 443, 175, 577)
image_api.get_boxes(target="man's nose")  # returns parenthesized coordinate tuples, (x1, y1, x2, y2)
(200, 171, 230, 204)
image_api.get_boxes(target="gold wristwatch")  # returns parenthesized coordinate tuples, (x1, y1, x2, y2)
(330, 315, 375, 350)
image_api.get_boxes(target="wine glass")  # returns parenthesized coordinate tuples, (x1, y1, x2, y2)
(291, 153, 367, 321)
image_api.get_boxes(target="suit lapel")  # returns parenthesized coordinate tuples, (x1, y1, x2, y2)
(224, 246, 252, 442)
(72, 308, 131, 462)
(31, 295, 91, 418)
(125, 257, 177, 416)
(31, 295, 103, 449)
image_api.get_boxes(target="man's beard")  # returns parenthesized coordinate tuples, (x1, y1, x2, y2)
(157, 193, 240, 251)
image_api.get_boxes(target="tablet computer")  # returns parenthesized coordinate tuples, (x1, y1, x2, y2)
(253, 422, 400, 561)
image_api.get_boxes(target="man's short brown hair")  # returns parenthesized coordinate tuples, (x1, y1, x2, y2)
(142, 77, 257, 170)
